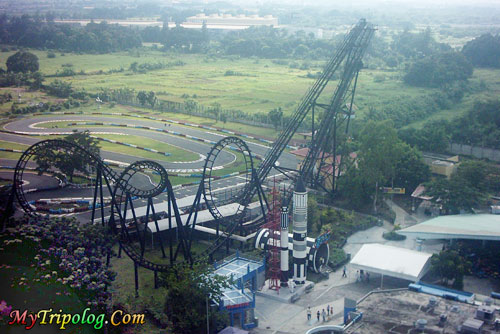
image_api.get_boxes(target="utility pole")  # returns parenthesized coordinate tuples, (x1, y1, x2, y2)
(206, 296, 210, 334)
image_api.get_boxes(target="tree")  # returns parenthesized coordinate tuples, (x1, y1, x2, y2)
(201, 20, 209, 43)
(425, 176, 483, 215)
(45, 79, 72, 98)
(137, 91, 147, 106)
(398, 120, 450, 153)
(220, 113, 227, 125)
(393, 144, 431, 193)
(384, 56, 398, 68)
(357, 120, 404, 212)
(57, 131, 100, 182)
(6, 51, 39, 73)
(35, 131, 100, 183)
(268, 107, 283, 130)
(404, 51, 473, 88)
(455, 160, 491, 192)
(208, 102, 221, 122)
(129, 61, 138, 72)
(184, 99, 197, 112)
(29, 71, 44, 90)
(474, 99, 500, 127)
(337, 167, 372, 209)
(462, 33, 500, 68)
(162, 262, 230, 333)
(431, 249, 469, 289)
(146, 91, 157, 109)
(307, 197, 319, 234)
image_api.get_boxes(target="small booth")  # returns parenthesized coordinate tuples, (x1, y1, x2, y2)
(213, 252, 265, 329)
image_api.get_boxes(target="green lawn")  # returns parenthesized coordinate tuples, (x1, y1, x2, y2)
(0, 134, 200, 164)
(0, 140, 28, 160)
(96, 134, 199, 163)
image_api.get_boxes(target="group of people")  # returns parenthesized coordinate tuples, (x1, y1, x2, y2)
(342, 265, 370, 282)
(356, 269, 370, 283)
(306, 305, 334, 323)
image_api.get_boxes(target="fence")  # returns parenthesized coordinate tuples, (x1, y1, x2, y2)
(448, 143, 500, 162)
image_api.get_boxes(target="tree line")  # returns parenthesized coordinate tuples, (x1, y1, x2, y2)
(0, 14, 142, 53)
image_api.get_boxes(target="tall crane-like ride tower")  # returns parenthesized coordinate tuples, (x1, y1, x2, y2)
(240, 19, 375, 211)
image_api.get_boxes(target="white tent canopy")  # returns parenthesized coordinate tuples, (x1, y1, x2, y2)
(350, 244, 432, 282)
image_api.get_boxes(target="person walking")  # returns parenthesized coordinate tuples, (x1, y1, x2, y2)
(322, 309, 326, 322)
(342, 265, 347, 278)
(316, 310, 320, 322)
(366, 272, 370, 283)
(327, 305, 330, 316)
(289, 279, 295, 294)
(307, 306, 311, 322)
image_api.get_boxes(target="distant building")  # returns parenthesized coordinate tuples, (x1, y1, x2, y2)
(185, 13, 278, 27)
(422, 152, 460, 178)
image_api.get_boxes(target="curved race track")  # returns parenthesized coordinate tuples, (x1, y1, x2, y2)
(0, 113, 297, 221)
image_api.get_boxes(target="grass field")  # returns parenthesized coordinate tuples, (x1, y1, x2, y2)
(0, 140, 27, 160)
(1, 50, 499, 132)
(0, 50, 318, 114)
(96, 134, 199, 162)
(0, 134, 199, 164)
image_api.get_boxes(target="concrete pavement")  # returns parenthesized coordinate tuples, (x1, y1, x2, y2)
(251, 199, 442, 334)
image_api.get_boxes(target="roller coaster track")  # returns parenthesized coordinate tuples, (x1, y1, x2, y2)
(8, 136, 263, 273)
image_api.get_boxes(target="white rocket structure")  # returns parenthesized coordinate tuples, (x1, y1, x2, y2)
(292, 178, 307, 285)
(280, 205, 289, 287)
(255, 178, 330, 286)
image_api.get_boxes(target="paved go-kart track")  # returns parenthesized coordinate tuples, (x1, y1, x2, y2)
(0, 112, 297, 221)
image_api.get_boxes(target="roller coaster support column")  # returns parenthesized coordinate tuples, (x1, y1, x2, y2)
(1, 188, 15, 233)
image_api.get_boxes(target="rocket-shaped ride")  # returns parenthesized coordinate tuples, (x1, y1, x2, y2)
(292, 178, 307, 285)
(280, 205, 289, 287)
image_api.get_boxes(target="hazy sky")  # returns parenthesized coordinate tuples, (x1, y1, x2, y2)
(241, 0, 500, 7)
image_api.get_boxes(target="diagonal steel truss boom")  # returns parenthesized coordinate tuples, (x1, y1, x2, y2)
(239, 19, 374, 207)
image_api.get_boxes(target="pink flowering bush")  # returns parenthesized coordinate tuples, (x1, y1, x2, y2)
(0, 300, 12, 326)
(6, 215, 117, 308)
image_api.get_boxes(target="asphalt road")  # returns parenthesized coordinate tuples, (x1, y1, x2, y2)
(1, 113, 296, 221)
(3, 114, 297, 170)
(0, 171, 59, 191)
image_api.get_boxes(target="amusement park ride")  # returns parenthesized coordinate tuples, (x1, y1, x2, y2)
(3, 19, 374, 294)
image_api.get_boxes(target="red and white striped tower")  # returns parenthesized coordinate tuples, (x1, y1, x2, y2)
(265, 184, 281, 293)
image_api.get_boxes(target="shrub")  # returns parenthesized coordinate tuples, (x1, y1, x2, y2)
(6, 51, 39, 73)
(3, 215, 116, 308)
(47, 51, 56, 58)
(383, 231, 406, 241)
(374, 74, 386, 82)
